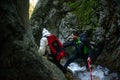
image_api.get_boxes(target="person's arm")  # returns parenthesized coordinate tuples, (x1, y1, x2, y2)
(38, 37, 47, 56)
(63, 40, 74, 48)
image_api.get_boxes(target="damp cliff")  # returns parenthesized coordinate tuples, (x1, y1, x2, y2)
(31, 0, 120, 72)
(0, 0, 66, 80)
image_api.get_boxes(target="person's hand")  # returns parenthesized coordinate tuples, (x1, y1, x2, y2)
(42, 56, 48, 60)
(87, 57, 91, 62)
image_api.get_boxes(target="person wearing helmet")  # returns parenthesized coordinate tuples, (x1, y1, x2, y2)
(63, 31, 93, 71)
(38, 28, 51, 56)
(38, 28, 66, 73)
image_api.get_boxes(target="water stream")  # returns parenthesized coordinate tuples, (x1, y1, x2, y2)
(67, 62, 120, 80)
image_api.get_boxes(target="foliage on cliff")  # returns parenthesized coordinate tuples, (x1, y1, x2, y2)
(66, 0, 100, 30)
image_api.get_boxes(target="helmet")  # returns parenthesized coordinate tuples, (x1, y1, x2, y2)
(42, 28, 51, 37)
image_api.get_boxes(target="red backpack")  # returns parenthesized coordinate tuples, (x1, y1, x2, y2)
(47, 34, 65, 61)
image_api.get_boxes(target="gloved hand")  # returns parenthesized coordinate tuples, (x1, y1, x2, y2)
(47, 56, 53, 60)
(87, 57, 91, 63)
(42, 56, 48, 60)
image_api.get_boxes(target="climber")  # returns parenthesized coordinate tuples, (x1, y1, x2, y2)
(38, 28, 66, 73)
(63, 30, 93, 71)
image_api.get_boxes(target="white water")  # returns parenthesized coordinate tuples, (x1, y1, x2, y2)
(68, 62, 120, 80)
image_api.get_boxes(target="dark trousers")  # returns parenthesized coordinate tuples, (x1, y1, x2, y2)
(64, 53, 88, 69)
(49, 59, 66, 73)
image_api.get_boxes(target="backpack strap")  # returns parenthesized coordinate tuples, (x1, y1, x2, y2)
(75, 37, 89, 54)
(75, 37, 81, 45)
(84, 46, 89, 54)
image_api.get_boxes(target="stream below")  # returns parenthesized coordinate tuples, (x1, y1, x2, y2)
(67, 62, 120, 80)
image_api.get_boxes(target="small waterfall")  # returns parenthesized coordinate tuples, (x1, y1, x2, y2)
(67, 62, 120, 80)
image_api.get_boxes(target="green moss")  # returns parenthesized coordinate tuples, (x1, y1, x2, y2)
(67, 0, 100, 29)
(67, 1, 81, 9)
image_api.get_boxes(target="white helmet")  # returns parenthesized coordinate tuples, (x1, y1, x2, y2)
(42, 28, 51, 37)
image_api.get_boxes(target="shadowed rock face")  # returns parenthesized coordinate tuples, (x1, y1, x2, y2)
(0, 0, 66, 80)
(31, 0, 120, 72)
(95, 0, 120, 72)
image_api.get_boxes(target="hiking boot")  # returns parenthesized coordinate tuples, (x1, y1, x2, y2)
(67, 68, 72, 73)
(87, 68, 90, 71)
(63, 68, 72, 74)
(63, 68, 67, 74)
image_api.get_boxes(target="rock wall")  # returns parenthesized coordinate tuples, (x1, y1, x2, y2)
(0, 0, 66, 80)
(31, 0, 120, 72)
(95, 0, 120, 72)
(30, 0, 78, 44)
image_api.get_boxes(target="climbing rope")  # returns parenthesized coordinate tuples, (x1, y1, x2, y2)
(88, 59, 92, 80)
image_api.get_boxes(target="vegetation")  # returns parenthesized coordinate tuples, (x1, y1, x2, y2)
(67, 0, 100, 30)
